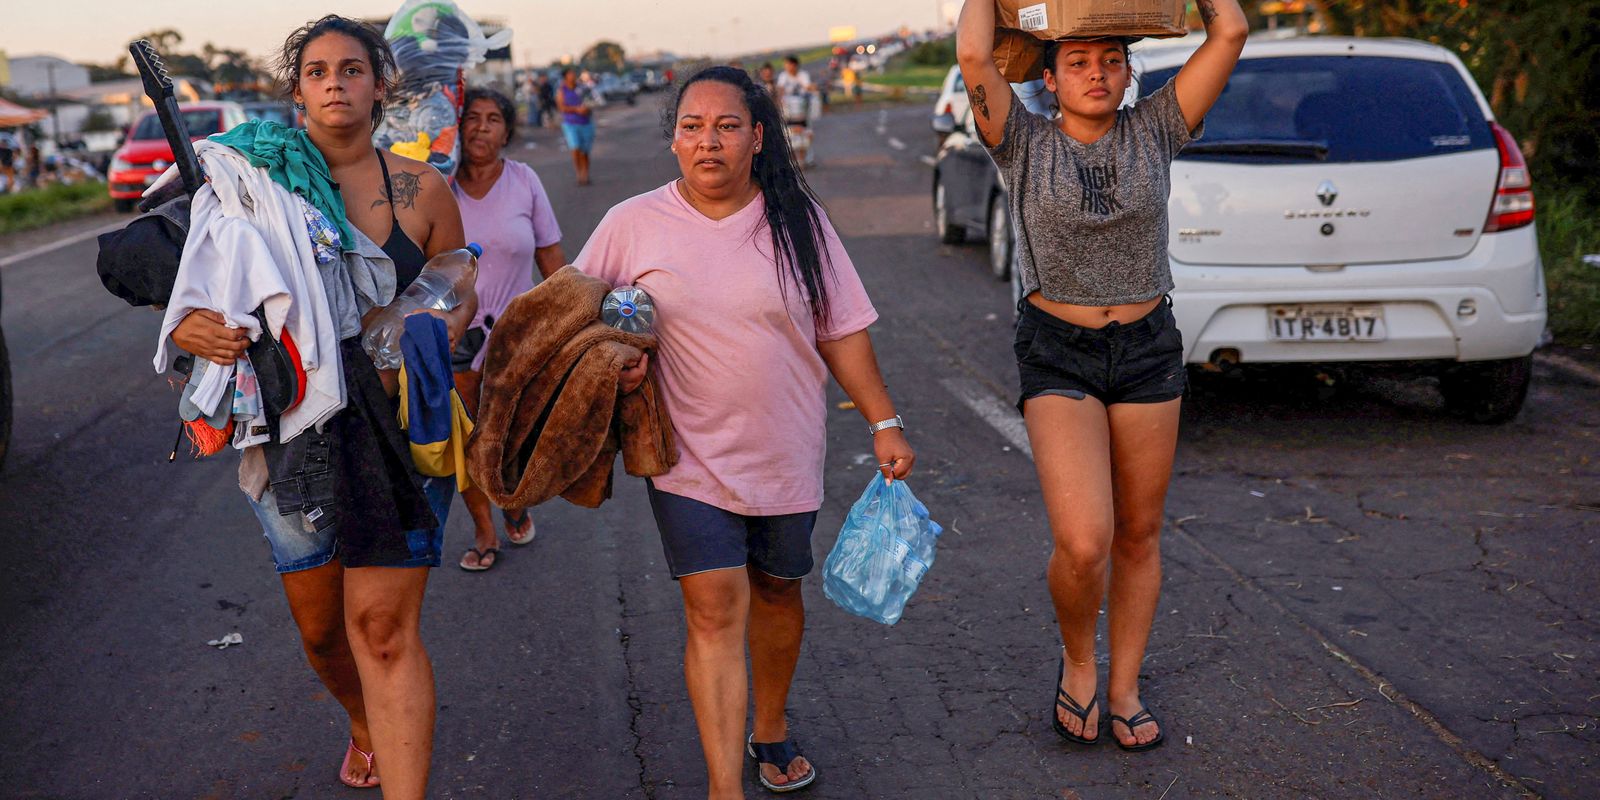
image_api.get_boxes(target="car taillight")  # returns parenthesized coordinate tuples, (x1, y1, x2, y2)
(1484, 122, 1534, 232)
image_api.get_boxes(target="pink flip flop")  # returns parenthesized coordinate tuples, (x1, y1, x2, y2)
(339, 738, 379, 788)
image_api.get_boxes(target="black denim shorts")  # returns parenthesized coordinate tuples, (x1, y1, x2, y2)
(1014, 297, 1187, 409)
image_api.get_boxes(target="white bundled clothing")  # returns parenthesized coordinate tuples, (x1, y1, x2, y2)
(153, 141, 345, 444)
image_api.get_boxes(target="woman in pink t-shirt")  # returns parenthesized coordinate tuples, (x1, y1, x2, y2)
(451, 89, 566, 571)
(577, 66, 915, 797)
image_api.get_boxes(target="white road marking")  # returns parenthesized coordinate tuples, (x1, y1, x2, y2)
(875, 109, 888, 136)
(0, 220, 127, 270)
(887, 137, 907, 151)
(1535, 351, 1600, 386)
(940, 377, 1032, 459)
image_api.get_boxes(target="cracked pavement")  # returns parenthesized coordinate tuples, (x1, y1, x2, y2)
(1, 100, 1595, 799)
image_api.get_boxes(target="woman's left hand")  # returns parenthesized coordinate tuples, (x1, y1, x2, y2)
(874, 428, 915, 484)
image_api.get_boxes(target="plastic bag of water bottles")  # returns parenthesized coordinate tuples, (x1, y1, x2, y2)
(822, 476, 943, 625)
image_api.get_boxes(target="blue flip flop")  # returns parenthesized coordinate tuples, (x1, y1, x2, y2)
(746, 734, 817, 793)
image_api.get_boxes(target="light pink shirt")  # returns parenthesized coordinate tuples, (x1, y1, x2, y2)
(575, 182, 877, 515)
(453, 159, 563, 370)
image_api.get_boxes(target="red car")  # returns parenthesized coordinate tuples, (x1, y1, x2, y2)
(107, 102, 247, 212)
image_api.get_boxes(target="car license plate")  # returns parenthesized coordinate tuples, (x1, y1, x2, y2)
(1268, 304, 1386, 342)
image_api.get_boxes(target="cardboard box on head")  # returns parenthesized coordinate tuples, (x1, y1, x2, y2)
(992, 0, 1188, 83)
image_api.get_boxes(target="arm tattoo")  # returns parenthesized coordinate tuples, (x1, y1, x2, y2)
(970, 85, 989, 121)
(372, 170, 424, 210)
(1197, 0, 1218, 25)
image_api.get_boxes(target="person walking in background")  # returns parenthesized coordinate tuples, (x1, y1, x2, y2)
(575, 65, 915, 798)
(556, 67, 595, 186)
(536, 73, 557, 128)
(450, 87, 566, 571)
(956, 0, 1247, 752)
(756, 62, 779, 99)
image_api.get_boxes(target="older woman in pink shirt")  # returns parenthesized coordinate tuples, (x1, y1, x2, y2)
(451, 88, 565, 571)
(578, 66, 915, 798)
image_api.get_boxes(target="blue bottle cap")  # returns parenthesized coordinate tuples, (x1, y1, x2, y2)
(466, 242, 483, 258)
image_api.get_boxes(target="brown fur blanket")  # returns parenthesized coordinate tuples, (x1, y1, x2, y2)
(467, 266, 677, 508)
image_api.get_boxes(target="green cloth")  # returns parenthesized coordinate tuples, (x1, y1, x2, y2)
(211, 120, 355, 252)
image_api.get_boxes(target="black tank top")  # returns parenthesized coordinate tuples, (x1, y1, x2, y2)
(376, 149, 428, 287)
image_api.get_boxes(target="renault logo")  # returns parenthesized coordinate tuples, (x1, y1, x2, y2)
(1316, 180, 1338, 207)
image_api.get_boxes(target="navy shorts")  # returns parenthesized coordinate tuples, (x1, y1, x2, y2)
(646, 482, 817, 580)
(1014, 296, 1187, 410)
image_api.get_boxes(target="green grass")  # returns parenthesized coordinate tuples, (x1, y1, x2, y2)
(868, 64, 951, 89)
(0, 181, 111, 235)
(1538, 184, 1600, 346)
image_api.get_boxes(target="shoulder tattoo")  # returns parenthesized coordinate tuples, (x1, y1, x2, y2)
(970, 84, 989, 121)
(373, 168, 425, 210)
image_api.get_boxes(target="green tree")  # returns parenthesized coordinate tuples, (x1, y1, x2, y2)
(580, 41, 627, 74)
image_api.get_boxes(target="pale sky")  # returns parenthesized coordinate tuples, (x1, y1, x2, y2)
(1, 0, 953, 67)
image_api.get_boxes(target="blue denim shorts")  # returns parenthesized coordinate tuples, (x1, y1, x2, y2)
(248, 475, 454, 573)
(562, 122, 595, 153)
(1014, 297, 1187, 410)
(645, 482, 817, 580)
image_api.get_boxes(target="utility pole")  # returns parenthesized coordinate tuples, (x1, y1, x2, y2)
(46, 60, 62, 148)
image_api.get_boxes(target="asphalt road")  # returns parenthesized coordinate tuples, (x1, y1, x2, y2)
(1, 94, 1595, 799)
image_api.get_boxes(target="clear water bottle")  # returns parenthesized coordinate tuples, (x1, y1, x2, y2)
(363, 243, 483, 369)
(602, 285, 655, 334)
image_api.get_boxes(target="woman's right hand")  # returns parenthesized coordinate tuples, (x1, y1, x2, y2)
(619, 351, 650, 394)
(172, 309, 248, 366)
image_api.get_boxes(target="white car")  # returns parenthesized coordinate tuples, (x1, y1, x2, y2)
(1122, 35, 1544, 423)
(931, 66, 970, 142)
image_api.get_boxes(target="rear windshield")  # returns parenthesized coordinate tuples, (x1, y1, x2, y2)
(131, 109, 224, 141)
(1139, 55, 1493, 163)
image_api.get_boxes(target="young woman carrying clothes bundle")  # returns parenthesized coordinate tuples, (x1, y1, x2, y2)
(574, 66, 916, 797)
(169, 16, 474, 796)
(955, 0, 1247, 751)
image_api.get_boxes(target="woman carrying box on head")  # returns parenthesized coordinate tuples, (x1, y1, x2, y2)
(955, 0, 1247, 751)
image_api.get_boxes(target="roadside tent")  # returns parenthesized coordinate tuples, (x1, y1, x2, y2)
(0, 97, 48, 128)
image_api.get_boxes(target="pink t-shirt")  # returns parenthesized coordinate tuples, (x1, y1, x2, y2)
(453, 159, 563, 369)
(575, 181, 877, 515)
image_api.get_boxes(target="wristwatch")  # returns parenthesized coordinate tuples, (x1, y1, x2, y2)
(868, 415, 904, 436)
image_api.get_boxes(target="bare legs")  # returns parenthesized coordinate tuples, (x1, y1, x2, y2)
(281, 563, 377, 787)
(678, 566, 812, 799)
(280, 563, 435, 797)
(1024, 395, 1180, 747)
(344, 567, 435, 799)
(572, 149, 591, 185)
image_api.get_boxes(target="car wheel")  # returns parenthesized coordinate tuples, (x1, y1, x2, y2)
(987, 193, 1012, 282)
(934, 177, 964, 244)
(113, 198, 134, 213)
(0, 325, 11, 472)
(1439, 355, 1532, 424)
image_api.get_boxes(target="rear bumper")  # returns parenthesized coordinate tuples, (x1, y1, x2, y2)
(1169, 228, 1547, 364)
(108, 169, 160, 199)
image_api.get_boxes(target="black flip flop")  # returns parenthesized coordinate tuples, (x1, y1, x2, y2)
(459, 547, 500, 572)
(1051, 655, 1102, 745)
(502, 508, 535, 546)
(1108, 707, 1165, 752)
(746, 734, 817, 793)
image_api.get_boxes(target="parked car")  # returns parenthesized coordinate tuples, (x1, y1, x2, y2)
(595, 73, 638, 105)
(241, 100, 300, 129)
(937, 35, 1545, 423)
(930, 65, 969, 146)
(107, 101, 248, 212)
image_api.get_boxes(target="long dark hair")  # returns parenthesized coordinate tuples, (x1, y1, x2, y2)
(664, 65, 834, 323)
(277, 15, 399, 130)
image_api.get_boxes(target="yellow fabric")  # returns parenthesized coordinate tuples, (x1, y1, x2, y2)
(396, 364, 477, 492)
